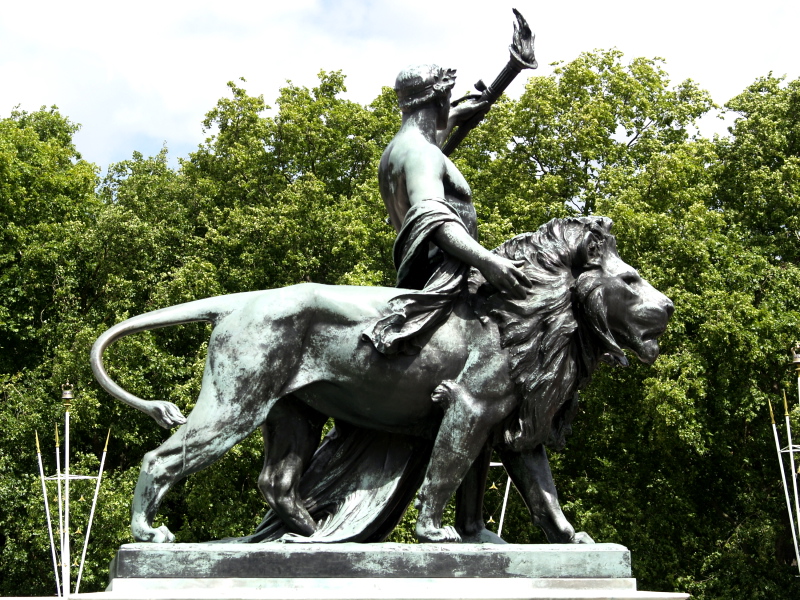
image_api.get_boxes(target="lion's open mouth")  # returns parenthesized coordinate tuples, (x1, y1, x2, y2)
(642, 325, 667, 341)
(633, 338, 661, 364)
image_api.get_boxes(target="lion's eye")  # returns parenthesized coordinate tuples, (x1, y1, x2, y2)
(621, 273, 640, 286)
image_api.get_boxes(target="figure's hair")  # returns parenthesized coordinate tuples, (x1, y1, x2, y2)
(394, 65, 456, 113)
(470, 217, 622, 452)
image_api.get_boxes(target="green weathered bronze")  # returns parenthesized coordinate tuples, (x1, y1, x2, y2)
(90, 9, 673, 547)
(91, 217, 673, 545)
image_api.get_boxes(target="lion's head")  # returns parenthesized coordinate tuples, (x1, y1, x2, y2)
(470, 216, 674, 452)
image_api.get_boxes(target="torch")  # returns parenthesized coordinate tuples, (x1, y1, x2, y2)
(440, 8, 538, 157)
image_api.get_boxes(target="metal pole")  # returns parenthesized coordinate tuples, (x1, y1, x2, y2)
(62, 384, 73, 596)
(54, 424, 64, 583)
(770, 399, 800, 572)
(783, 390, 800, 554)
(793, 345, 800, 408)
(75, 429, 110, 594)
(36, 431, 62, 597)
(497, 475, 512, 538)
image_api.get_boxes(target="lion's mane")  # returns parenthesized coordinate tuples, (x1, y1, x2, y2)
(469, 217, 626, 452)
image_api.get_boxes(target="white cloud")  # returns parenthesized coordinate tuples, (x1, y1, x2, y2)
(2, 0, 797, 169)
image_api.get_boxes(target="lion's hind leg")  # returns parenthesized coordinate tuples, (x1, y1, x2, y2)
(258, 397, 327, 537)
(415, 381, 515, 543)
(131, 387, 273, 543)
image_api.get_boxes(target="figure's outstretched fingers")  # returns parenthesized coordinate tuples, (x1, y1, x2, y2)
(512, 264, 533, 288)
(454, 98, 490, 123)
(166, 402, 187, 425)
(496, 277, 522, 300)
(503, 268, 531, 300)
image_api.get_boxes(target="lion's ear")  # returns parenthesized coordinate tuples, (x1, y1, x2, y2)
(592, 216, 613, 234)
(576, 230, 605, 267)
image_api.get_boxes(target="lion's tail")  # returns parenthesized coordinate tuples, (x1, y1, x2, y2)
(90, 295, 239, 426)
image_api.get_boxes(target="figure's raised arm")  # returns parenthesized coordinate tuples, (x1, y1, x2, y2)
(436, 98, 490, 148)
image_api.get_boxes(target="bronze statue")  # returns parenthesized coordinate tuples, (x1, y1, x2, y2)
(90, 10, 673, 546)
(363, 64, 531, 355)
(91, 217, 673, 544)
(366, 8, 538, 355)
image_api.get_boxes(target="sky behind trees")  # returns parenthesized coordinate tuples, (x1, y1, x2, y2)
(2, 0, 798, 169)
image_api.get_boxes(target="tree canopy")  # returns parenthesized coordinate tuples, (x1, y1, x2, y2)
(2, 51, 799, 599)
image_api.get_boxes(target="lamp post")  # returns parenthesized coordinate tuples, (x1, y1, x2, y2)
(61, 383, 73, 596)
(37, 383, 109, 596)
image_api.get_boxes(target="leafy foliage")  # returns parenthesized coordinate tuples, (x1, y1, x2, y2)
(2, 55, 799, 599)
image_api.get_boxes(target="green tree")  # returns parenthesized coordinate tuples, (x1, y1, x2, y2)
(454, 58, 800, 598)
(3, 57, 800, 600)
(0, 108, 99, 373)
(715, 75, 800, 264)
(454, 49, 714, 248)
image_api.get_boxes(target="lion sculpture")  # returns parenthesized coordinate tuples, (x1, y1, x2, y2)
(91, 216, 673, 544)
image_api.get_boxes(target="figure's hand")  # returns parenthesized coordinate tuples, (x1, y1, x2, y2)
(479, 255, 532, 300)
(449, 97, 490, 126)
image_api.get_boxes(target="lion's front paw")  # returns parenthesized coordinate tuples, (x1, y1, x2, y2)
(572, 531, 595, 544)
(154, 525, 176, 543)
(458, 527, 507, 544)
(416, 523, 462, 543)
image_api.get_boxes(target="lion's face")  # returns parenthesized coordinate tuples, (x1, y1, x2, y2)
(573, 232, 673, 366)
(486, 216, 674, 450)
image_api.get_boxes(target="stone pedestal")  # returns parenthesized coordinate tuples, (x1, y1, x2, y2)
(83, 543, 689, 600)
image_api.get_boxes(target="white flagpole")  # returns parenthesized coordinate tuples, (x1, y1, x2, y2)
(497, 475, 512, 538)
(36, 431, 62, 597)
(54, 424, 64, 583)
(770, 399, 800, 572)
(794, 345, 800, 408)
(62, 385, 73, 596)
(783, 390, 800, 555)
(75, 428, 110, 594)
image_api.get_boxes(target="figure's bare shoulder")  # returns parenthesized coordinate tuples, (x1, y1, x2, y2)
(379, 130, 449, 207)
(386, 130, 446, 178)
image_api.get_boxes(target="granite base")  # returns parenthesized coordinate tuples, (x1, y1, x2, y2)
(95, 542, 688, 600)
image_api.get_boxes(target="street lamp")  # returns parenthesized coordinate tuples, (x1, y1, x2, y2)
(35, 383, 110, 596)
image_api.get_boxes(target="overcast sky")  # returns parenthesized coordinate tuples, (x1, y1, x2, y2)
(2, 0, 798, 171)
